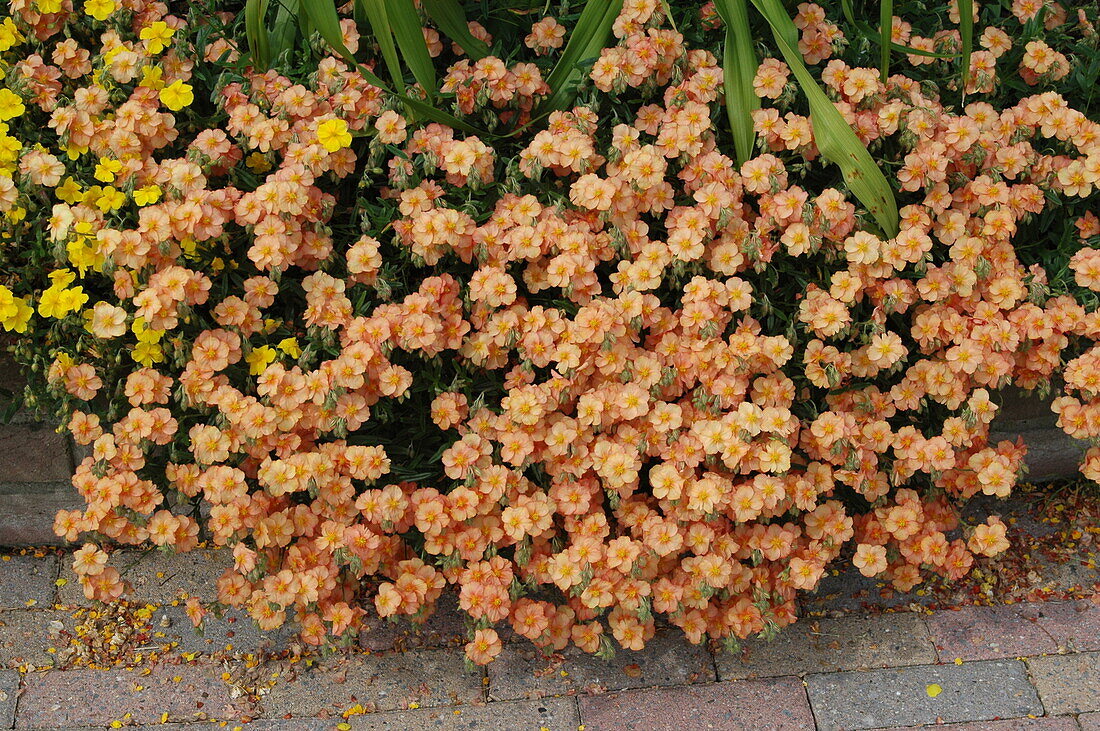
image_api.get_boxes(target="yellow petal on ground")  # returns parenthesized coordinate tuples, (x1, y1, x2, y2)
(926, 683, 943, 698)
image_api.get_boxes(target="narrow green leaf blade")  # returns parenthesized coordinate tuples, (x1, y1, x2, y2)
(958, 0, 973, 92)
(245, 0, 272, 68)
(270, 0, 301, 61)
(879, 0, 892, 82)
(422, 0, 490, 59)
(749, 0, 899, 236)
(540, 0, 623, 115)
(385, 0, 437, 94)
(713, 0, 759, 166)
(545, 0, 620, 95)
(355, 0, 406, 95)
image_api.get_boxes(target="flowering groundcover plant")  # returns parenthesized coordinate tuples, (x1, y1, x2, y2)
(0, 0, 1098, 665)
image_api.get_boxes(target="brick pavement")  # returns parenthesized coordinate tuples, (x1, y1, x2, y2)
(2, 361, 1099, 729)
(1, 544, 1098, 730)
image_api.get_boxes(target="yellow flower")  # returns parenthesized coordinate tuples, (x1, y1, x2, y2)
(132, 317, 164, 344)
(132, 340, 164, 366)
(246, 152, 272, 173)
(84, 0, 116, 21)
(246, 346, 276, 375)
(277, 337, 302, 359)
(65, 143, 88, 160)
(139, 21, 175, 54)
(0, 135, 19, 172)
(38, 284, 87, 318)
(159, 80, 194, 112)
(0, 287, 32, 333)
(0, 19, 23, 53)
(94, 157, 123, 183)
(138, 65, 165, 90)
(37, 0, 63, 12)
(0, 89, 24, 122)
(133, 184, 162, 206)
(96, 186, 126, 213)
(48, 269, 77, 287)
(6, 206, 25, 223)
(67, 237, 103, 275)
(2, 297, 32, 333)
(316, 119, 352, 152)
(56, 177, 82, 204)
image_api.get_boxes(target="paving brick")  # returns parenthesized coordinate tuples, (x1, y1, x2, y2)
(0, 669, 17, 729)
(0, 554, 58, 609)
(151, 606, 295, 657)
(1027, 652, 1100, 715)
(805, 660, 1042, 730)
(801, 566, 934, 615)
(883, 718, 1078, 730)
(0, 424, 72, 483)
(0, 483, 82, 546)
(578, 676, 813, 730)
(263, 648, 483, 717)
(28, 723, 334, 731)
(359, 592, 466, 653)
(0, 609, 72, 669)
(14, 663, 236, 728)
(1081, 712, 1100, 731)
(1018, 600, 1100, 653)
(717, 612, 935, 679)
(58, 549, 231, 605)
(349, 696, 578, 730)
(926, 605, 1058, 662)
(488, 630, 715, 701)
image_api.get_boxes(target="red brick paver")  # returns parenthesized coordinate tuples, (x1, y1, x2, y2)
(578, 677, 814, 730)
(925, 604, 1059, 661)
(15, 663, 237, 728)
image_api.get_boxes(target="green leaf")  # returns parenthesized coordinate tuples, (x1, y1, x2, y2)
(879, 0, 892, 82)
(385, 0, 437, 94)
(422, 0, 490, 59)
(244, 0, 271, 68)
(270, 0, 302, 61)
(298, 0, 480, 132)
(539, 0, 624, 116)
(713, 0, 759, 166)
(842, 0, 959, 59)
(958, 0, 974, 92)
(749, 0, 899, 236)
(355, 0, 407, 95)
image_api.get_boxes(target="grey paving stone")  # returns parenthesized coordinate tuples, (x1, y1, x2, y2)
(801, 567, 934, 615)
(881, 717, 1078, 730)
(578, 676, 814, 730)
(926, 605, 1058, 662)
(15, 663, 236, 728)
(0, 424, 73, 483)
(24, 723, 333, 731)
(1019, 600, 1100, 653)
(488, 630, 715, 701)
(151, 606, 295, 657)
(1027, 652, 1100, 714)
(0, 669, 17, 729)
(0, 483, 82, 546)
(349, 696, 578, 730)
(57, 548, 231, 605)
(805, 660, 1042, 730)
(717, 612, 935, 679)
(0, 553, 58, 608)
(0, 609, 72, 668)
(262, 648, 483, 717)
(359, 592, 467, 653)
